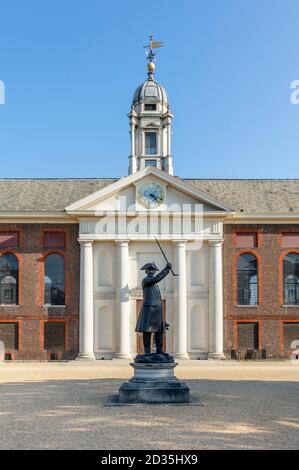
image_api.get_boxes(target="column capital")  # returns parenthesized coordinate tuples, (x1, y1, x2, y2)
(78, 239, 93, 247)
(208, 239, 223, 247)
(172, 239, 187, 247)
(114, 239, 130, 246)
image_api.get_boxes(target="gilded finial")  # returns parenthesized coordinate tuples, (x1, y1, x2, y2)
(147, 62, 155, 73)
(143, 35, 164, 79)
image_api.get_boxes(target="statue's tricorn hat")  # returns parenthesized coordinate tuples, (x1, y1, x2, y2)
(141, 262, 159, 271)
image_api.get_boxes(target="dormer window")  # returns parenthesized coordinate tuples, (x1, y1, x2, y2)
(145, 132, 157, 155)
(144, 103, 156, 111)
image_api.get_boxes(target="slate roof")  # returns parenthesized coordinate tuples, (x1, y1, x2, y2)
(0, 178, 299, 214)
(186, 179, 299, 214)
(0, 179, 116, 212)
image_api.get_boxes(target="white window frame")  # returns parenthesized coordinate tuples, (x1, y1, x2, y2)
(143, 130, 158, 156)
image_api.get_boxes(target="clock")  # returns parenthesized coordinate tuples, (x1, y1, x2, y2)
(137, 181, 165, 209)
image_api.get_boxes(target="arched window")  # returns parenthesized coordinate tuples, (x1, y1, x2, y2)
(0, 254, 18, 304)
(237, 253, 258, 305)
(283, 253, 299, 305)
(44, 254, 65, 305)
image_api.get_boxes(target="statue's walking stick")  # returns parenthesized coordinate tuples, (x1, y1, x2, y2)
(154, 236, 179, 276)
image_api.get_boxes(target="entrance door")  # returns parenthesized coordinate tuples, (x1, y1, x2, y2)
(136, 299, 166, 354)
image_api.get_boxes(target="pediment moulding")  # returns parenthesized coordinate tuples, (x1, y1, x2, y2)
(65, 168, 234, 215)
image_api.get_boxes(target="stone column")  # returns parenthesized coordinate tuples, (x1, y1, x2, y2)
(167, 122, 171, 156)
(208, 240, 225, 359)
(77, 240, 95, 360)
(173, 241, 189, 359)
(114, 240, 132, 359)
(130, 124, 137, 173)
(131, 123, 135, 157)
(128, 119, 137, 174)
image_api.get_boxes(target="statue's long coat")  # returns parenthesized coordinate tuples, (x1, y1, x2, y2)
(135, 267, 170, 333)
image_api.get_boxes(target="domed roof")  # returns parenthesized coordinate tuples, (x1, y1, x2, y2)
(132, 78, 168, 105)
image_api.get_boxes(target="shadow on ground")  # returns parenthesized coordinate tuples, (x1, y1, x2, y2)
(0, 378, 298, 450)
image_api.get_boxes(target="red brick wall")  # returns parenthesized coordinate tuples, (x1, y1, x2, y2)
(0, 223, 80, 360)
(224, 224, 299, 359)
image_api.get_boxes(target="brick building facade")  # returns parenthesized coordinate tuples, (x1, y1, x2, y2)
(0, 222, 80, 360)
(0, 179, 299, 361)
(224, 224, 299, 359)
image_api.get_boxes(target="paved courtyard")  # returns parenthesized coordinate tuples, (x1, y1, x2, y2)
(0, 361, 298, 450)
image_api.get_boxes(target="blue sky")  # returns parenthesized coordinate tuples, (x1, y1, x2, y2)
(0, 0, 298, 178)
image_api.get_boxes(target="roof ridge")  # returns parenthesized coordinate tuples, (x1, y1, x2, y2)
(0, 177, 299, 181)
(0, 177, 118, 181)
(184, 178, 299, 181)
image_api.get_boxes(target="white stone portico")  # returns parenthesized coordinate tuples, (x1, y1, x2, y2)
(66, 167, 233, 360)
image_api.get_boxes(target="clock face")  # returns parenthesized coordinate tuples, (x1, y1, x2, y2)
(137, 181, 165, 209)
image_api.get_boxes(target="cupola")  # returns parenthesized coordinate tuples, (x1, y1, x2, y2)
(128, 36, 174, 175)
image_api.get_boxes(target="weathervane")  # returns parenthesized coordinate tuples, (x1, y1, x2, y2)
(143, 35, 164, 78)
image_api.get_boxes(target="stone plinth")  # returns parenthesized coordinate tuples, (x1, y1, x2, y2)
(118, 362, 190, 404)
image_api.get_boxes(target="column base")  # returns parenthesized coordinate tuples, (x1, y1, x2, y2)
(114, 353, 133, 360)
(173, 353, 190, 360)
(208, 352, 226, 360)
(76, 352, 96, 361)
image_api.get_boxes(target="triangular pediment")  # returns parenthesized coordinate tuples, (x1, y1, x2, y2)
(65, 167, 234, 214)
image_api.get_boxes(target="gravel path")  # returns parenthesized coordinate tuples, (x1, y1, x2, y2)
(0, 361, 298, 450)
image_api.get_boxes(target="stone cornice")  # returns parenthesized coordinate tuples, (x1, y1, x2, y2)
(225, 213, 299, 224)
(0, 211, 76, 223)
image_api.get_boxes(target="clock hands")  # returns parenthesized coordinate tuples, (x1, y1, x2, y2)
(141, 186, 164, 207)
(144, 190, 162, 203)
(149, 192, 162, 203)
